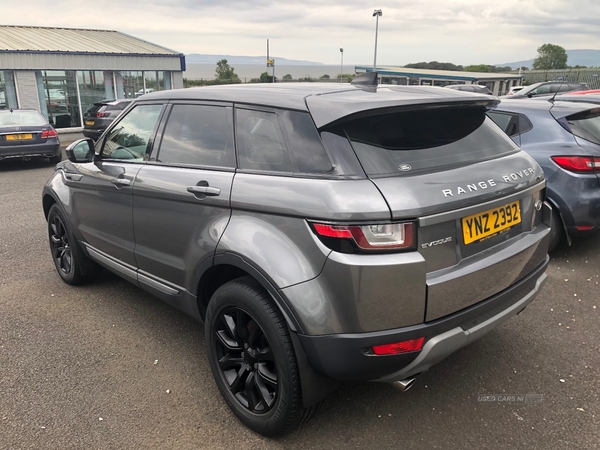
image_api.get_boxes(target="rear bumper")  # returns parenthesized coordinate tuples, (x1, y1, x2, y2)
(82, 128, 104, 140)
(0, 141, 60, 160)
(297, 256, 549, 382)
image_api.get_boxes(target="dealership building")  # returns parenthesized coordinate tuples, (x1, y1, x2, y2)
(0, 25, 184, 131)
(355, 66, 523, 96)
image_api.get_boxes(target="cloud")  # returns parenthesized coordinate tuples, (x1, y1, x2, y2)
(2, 0, 600, 65)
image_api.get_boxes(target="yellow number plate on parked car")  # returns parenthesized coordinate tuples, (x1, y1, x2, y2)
(6, 133, 33, 141)
(85, 120, 94, 126)
(462, 201, 521, 245)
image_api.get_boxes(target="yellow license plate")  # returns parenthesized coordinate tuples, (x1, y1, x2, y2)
(85, 120, 94, 126)
(462, 201, 521, 245)
(6, 133, 33, 141)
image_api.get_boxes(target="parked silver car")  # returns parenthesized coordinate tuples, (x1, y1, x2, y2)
(42, 74, 551, 436)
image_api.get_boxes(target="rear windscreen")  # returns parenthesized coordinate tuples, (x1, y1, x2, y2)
(566, 109, 600, 146)
(342, 106, 519, 176)
(0, 111, 47, 126)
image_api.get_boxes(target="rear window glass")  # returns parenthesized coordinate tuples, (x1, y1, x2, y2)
(343, 106, 518, 177)
(0, 110, 47, 126)
(567, 108, 600, 146)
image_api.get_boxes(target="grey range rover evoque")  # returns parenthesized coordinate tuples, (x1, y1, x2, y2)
(42, 73, 552, 436)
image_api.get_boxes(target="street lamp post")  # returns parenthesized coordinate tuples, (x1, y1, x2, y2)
(340, 48, 344, 83)
(373, 9, 382, 72)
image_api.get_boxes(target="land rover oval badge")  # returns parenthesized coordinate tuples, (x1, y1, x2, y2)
(398, 164, 412, 172)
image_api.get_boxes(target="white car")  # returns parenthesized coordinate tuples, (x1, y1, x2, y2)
(506, 86, 525, 96)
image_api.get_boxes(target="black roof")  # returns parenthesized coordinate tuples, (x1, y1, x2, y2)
(143, 83, 498, 128)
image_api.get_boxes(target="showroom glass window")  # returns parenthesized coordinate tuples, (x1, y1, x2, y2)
(78, 71, 114, 117)
(0, 71, 18, 110)
(37, 70, 81, 128)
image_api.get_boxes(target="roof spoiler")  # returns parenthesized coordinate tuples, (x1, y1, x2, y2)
(351, 71, 378, 86)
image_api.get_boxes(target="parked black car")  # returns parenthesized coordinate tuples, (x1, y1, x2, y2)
(488, 99, 600, 249)
(0, 109, 61, 163)
(82, 99, 131, 140)
(504, 82, 589, 99)
(43, 75, 551, 436)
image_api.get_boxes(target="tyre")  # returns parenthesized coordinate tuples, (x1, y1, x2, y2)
(205, 277, 316, 436)
(548, 206, 564, 252)
(47, 204, 99, 285)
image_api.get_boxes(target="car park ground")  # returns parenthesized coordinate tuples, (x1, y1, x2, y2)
(0, 150, 599, 449)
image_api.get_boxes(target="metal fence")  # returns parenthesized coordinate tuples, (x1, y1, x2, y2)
(523, 68, 600, 89)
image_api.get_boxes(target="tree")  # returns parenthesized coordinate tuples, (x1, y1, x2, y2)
(464, 64, 493, 73)
(257, 72, 275, 83)
(533, 44, 568, 70)
(319, 74, 330, 80)
(282, 74, 293, 81)
(214, 59, 241, 84)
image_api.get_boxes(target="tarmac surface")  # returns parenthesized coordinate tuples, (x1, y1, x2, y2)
(1, 153, 599, 449)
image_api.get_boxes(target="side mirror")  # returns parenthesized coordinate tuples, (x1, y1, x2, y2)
(66, 138, 95, 163)
(527, 93, 533, 98)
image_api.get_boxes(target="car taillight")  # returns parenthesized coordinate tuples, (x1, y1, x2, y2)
(372, 337, 425, 355)
(41, 129, 58, 139)
(312, 221, 415, 251)
(551, 156, 600, 173)
(96, 111, 111, 117)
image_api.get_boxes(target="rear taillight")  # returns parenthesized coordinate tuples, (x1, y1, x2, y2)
(312, 221, 415, 251)
(96, 111, 111, 118)
(551, 156, 600, 173)
(41, 129, 58, 139)
(372, 337, 425, 355)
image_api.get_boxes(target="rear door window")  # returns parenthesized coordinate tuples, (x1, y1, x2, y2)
(342, 106, 519, 177)
(156, 104, 234, 168)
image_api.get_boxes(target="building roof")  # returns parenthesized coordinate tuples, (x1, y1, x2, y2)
(356, 65, 522, 81)
(0, 25, 181, 55)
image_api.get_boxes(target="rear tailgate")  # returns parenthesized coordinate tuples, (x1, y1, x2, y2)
(337, 103, 550, 321)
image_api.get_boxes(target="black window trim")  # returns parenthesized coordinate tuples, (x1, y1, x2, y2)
(488, 110, 533, 137)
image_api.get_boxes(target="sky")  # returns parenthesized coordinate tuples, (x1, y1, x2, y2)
(2, 0, 600, 65)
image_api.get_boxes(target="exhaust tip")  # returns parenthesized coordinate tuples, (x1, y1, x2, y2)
(391, 377, 416, 392)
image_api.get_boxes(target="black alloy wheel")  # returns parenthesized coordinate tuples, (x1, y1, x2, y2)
(47, 204, 99, 285)
(49, 214, 73, 276)
(205, 277, 318, 436)
(214, 307, 278, 413)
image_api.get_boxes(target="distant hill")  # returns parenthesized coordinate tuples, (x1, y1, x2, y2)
(499, 49, 600, 69)
(186, 54, 323, 66)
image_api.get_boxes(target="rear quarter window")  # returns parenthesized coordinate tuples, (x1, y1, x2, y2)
(236, 108, 332, 175)
(342, 106, 519, 177)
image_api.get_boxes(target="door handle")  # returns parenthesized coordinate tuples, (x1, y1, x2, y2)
(111, 178, 132, 187)
(64, 173, 83, 182)
(187, 185, 221, 196)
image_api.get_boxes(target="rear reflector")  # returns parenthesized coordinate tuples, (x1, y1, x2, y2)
(41, 129, 58, 139)
(312, 222, 414, 250)
(551, 156, 600, 173)
(372, 337, 425, 355)
(576, 225, 594, 231)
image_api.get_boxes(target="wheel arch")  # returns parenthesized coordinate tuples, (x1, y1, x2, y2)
(197, 254, 339, 408)
(195, 252, 305, 334)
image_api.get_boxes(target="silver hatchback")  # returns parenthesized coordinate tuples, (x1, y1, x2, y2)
(42, 75, 551, 436)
